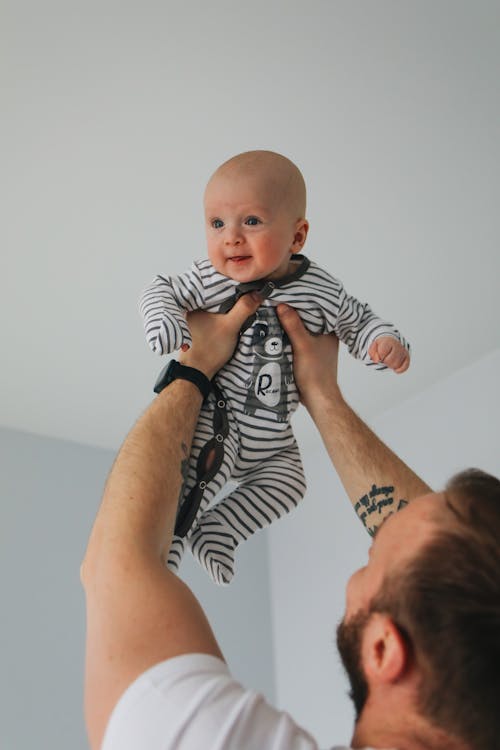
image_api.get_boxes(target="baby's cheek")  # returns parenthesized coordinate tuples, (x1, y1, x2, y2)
(207, 244, 224, 271)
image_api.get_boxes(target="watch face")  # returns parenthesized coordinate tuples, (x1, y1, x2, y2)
(154, 359, 210, 399)
(154, 359, 176, 394)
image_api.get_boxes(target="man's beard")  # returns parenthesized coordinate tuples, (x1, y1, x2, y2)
(336, 610, 370, 720)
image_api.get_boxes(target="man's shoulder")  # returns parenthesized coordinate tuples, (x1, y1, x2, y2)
(102, 653, 321, 750)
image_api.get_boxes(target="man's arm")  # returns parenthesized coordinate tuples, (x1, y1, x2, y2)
(81, 293, 261, 750)
(277, 304, 430, 536)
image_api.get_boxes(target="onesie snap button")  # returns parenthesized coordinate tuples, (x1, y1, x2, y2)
(217, 400, 226, 408)
(199, 480, 207, 489)
(215, 434, 224, 443)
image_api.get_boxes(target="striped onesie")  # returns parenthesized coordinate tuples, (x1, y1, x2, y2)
(140, 254, 409, 585)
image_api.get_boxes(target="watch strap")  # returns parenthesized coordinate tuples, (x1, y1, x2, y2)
(154, 359, 211, 399)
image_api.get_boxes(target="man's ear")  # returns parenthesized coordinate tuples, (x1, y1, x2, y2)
(291, 219, 309, 254)
(362, 613, 409, 684)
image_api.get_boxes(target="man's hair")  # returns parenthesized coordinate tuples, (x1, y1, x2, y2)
(372, 469, 500, 750)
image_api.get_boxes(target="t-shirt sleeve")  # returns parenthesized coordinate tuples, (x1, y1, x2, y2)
(101, 653, 323, 750)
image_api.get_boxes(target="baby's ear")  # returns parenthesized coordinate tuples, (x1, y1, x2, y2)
(291, 218, 309, 252)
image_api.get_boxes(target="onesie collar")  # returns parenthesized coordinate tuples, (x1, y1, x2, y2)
(218, 255, 310, 325)
(234, 254, 310, 297)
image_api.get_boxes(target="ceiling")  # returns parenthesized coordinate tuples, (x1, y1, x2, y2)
(2, 1, 499, 451)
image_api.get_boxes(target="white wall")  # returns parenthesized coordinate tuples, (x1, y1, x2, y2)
(0, 427, 275, 750)
(372, 347, 500, 486)
(3, 0, 499, 450)
(268, 347, 500, 747)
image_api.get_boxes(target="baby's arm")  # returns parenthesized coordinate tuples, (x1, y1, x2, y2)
(332, 285, 410, 372)
(139, 264, 206, 355)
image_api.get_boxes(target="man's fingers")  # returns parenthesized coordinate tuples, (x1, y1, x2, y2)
(276, 303, 307, 343)
(226, 292, 262, 328)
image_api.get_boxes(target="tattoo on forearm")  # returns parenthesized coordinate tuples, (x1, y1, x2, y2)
(354, 484, 408, 537)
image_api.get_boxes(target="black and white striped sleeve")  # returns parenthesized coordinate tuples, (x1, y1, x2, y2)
(139, 264, 207, 355)
(334, 285, 410, 368)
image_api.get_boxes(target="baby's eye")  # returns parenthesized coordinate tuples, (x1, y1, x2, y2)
(211, 218, 224, 229)
(245, 216, 261, 226)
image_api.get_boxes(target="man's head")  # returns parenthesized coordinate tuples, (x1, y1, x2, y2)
(338, 469, 500, 750)
(203, 150, 309, 283)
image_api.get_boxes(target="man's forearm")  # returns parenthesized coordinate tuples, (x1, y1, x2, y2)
(82, 381, 202, 578)
(304, 384, 431, 535)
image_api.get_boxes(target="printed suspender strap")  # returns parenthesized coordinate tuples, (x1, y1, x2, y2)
(174, 383, 230, 538)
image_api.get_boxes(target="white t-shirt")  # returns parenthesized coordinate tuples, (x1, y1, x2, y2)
(101, 653, 392, 750)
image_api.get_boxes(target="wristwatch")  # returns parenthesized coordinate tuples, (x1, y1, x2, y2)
(154, 359, 211, 399)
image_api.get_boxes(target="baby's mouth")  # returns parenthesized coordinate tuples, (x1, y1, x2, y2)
(229, 255, 251, 263)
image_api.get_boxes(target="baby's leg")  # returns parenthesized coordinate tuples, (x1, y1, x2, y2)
(167, 398, 237, 574)
(188, 442, 306, 585)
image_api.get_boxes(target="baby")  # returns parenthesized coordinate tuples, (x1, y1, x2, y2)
(140, 150, 410, 585)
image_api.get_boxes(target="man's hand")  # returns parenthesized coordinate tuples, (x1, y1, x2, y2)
(368, 336, 410, 374)
(276, 303, 340, 407)
(180, 293, 262, 379)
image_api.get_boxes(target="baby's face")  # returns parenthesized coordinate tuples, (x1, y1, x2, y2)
(204, 174, 305, 283)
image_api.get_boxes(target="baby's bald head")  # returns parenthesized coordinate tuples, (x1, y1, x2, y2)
(203, 150, 309, 281)
(205, 150, 306, 220)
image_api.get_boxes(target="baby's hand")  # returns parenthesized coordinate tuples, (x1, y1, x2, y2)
(369, 336, 410, 374)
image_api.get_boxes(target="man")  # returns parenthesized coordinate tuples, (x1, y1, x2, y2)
(81, 294, 500, 750)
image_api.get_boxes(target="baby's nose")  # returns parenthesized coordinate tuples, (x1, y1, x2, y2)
(225, 234, 242, 246)
(224, 226, 243, 245)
